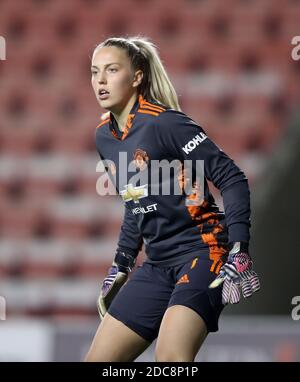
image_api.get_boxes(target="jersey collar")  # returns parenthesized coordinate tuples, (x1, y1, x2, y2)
(109, 95, 144, 141)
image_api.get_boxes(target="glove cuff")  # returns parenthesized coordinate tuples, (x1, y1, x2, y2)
(114, 249, 136, 273)
(228, 241, 249, 254)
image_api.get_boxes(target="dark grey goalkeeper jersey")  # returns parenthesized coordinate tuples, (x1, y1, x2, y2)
(95, 95, 251, 269)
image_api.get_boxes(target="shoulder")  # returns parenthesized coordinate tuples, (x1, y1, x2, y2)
(137, 98, 167, 119)
(154, 109, 208, 150)
(156, 108, 200, 130)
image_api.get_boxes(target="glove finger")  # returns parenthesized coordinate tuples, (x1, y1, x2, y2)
(101, 279, 114, 297)
(222, 278, 240, 304)
(229, 281, 241, 304)
(101, 267, 118, 293)
(221, 279, 231, 305)
(101, 266, 121, 297)
(241, 269, 253, 279)
(241, 279, 252, 298)
(250, 272, 261, 293)
(209, 272, 225, 289)
(223, 263, 240, 281)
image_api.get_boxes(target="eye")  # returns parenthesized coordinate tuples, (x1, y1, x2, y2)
(91, 70, 98, 76)
(108, 67, 118, 73)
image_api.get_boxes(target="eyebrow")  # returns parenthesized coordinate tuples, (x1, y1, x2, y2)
(91, 63, 120, 69)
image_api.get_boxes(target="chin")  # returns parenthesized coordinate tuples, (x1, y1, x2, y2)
(98, 99, 113, 110)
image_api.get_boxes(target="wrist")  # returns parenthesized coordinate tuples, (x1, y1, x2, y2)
(228, 241, 249, 254)
(114, 249, 136, 273)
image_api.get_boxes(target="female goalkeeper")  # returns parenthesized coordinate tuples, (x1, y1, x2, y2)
(85, 36, 260, 362)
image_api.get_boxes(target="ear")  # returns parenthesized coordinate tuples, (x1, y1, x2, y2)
(132, 69, 143, 88)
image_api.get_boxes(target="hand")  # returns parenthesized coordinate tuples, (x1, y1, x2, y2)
(209, 242, 260, 304)
(97, 249, 136, 320)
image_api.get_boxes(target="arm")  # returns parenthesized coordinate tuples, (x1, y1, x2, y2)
(117, 203, 144, 258)
(96, 149, 143, 256)
(97, 203, 143, 320)
(155, 109, 251, 243)
(95, 147, 144, 318)
(155, 110, 260, 303)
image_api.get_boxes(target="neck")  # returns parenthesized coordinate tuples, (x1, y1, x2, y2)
(111, 93, 138, 132)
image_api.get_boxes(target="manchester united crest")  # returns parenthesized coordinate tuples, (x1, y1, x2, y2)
(133, 148, 149, 171)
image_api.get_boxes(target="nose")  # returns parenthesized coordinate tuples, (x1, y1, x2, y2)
(98, 70, 107, 84)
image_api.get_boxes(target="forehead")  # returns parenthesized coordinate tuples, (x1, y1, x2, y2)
(92, 46, 130, 66)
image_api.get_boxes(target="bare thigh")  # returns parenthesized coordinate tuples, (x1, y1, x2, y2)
(155, 305, 208, 362)
(84, 313, 151, 362)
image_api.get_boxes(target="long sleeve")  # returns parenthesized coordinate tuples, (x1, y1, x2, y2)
(117, 203, 143, 258)
(95, 146, 143, 257)
(155, 109, 251, 243)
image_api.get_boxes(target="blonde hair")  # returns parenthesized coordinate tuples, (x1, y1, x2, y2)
(93, 36, 181, 111)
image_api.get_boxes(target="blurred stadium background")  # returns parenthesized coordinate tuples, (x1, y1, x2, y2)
(0, 0, 300, 361)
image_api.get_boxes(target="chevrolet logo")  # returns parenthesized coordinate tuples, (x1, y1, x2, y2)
(120, 184, 148, 203)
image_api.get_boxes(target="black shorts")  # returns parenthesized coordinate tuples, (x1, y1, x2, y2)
(108, 256, 225, 343)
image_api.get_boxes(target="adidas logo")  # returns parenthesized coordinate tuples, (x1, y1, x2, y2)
(176, 274, 190, 284)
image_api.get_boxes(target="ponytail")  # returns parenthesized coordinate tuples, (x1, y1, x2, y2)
(93, 36, 181, 111)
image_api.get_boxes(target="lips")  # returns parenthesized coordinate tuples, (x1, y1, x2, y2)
(98, 89, 110, 100)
